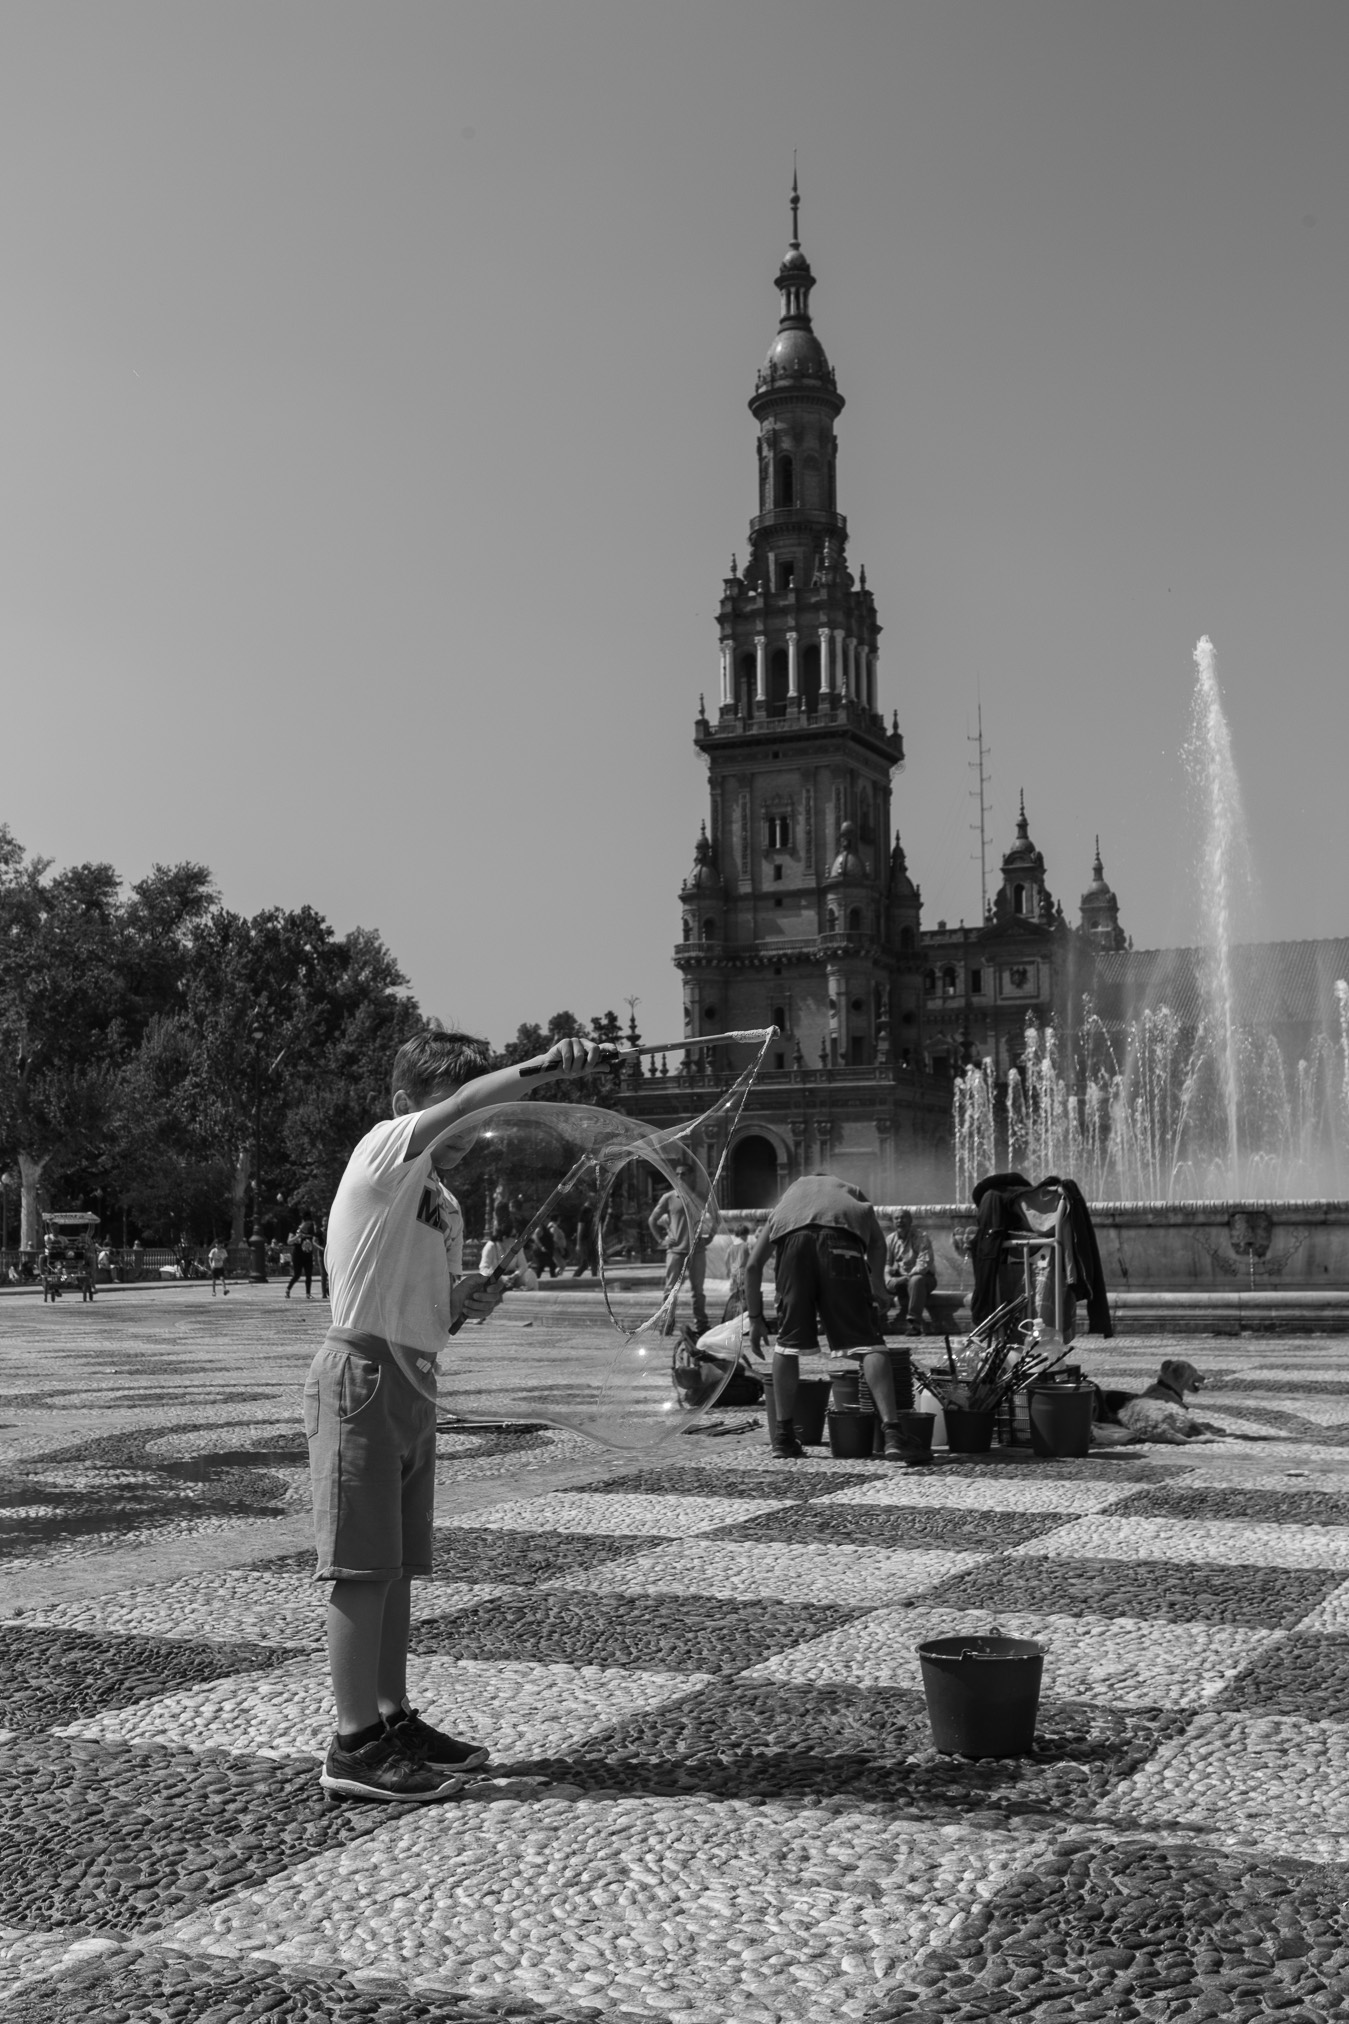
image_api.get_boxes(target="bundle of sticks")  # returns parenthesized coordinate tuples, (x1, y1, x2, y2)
(911, 1295, 1074, 1417)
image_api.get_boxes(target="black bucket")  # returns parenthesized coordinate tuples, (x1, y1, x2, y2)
(827, 1409, 877, 1460)
(892, 1409, 935, 1466)
(944, 1405, 995, 1454)
(918, 1633, 1044, 1757)
(1028, 1381, 1095, 1459)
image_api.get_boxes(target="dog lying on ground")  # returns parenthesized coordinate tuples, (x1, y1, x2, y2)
(1096, 1358, 1212, 1445)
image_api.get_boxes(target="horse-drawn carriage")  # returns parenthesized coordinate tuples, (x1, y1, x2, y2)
(40, 1210, 100, 1302)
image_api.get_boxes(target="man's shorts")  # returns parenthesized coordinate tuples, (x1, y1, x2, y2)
(773, 1227, 886, 1354)
(303, 1333, 436, 1580)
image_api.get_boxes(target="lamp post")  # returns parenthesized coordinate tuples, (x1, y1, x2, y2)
(249, 1015, 268, 1281)
(247, 1010, 290, 1283)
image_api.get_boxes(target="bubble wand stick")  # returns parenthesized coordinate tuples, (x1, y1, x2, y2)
(515, 1028, 777, 1079)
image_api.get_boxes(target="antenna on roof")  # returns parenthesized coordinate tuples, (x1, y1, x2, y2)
(969, 690, 992, 917)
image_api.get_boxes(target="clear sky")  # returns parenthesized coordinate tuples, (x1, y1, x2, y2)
(2, 1, 1346, 1046)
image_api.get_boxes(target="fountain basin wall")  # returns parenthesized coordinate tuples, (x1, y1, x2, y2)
(712, 1200, 1349, 1334)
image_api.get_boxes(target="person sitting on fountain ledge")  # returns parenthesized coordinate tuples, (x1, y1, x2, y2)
(745, 1172, 908, 1461)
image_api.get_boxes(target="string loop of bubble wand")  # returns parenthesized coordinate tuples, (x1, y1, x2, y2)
(475, 1031, 775, 1299)
(609, 1029, 778, 1339)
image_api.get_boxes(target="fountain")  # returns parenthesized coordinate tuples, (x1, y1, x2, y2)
(1186, 635, 1252, 1185)
(942, 637, 1349, 1331)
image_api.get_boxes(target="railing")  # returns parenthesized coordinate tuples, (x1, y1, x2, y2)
(698, 699, 892, 740)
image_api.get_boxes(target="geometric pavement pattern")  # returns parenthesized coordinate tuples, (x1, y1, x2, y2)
(4, 1300, 1349, 2022)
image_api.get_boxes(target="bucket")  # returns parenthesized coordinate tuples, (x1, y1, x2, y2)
(1028, 1382, 1095, 1459)
(829, 1368, 861, 1413)
(792, 1378, 832, 1446)
(858, 1347, 915, 1418)
(944, 1405, 995, 1454)
(892, 1409, 935, 1466)
(918, 1633, 1044, 1757)
(827, 1409, 877, 1460)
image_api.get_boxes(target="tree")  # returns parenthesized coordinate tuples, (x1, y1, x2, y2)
(0, 830, 130, 1246)
(178, 908, 422, 1242)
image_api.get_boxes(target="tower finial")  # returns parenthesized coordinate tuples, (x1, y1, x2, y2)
(790, 153, 800, 248)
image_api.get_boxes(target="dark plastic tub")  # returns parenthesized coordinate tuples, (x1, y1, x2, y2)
(829, 1368, 861, 1412)
(827, 1409, 877, 1460)
(892, 1409, 935, 1466)
(944, 1405, 995, 1454)
(1028, 1382, 1095, 1459)
(919, 1633, 1045, 1757)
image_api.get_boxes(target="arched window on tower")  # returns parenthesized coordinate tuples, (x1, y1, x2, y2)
(1013, 884, 1027, 916)
(702, 919, 716, 942)
(848, 907, 862, 933)
(769, 647, 789, 717)
(803, 643, 821, 715)
(775, 454, 795, 509)
(738, 653, 755, 717)
(772, 1004, 787, 1034)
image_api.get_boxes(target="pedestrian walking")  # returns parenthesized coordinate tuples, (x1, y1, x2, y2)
(286, 1214, 317, 1299)
(208, 1238, 230, 1296)
(570, 1196, 599, 1277)
(649, 1165, 720, 1337)
(721, 1223, 752, 1321)
(80, 1235, 97, 1302)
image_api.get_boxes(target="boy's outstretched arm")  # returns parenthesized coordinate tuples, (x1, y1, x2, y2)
(405, 1038, 612, 1161)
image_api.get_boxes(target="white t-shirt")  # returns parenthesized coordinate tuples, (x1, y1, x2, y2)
(327, 1113, 465, 1357)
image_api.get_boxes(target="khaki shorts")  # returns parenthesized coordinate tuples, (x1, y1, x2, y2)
(303, 1332, 437, 1580)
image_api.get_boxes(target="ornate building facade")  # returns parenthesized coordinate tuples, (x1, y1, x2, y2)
(919, 804, 1123, 1081)
(619, 184, 1345, 1208)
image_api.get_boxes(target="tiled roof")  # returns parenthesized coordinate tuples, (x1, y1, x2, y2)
(1092, 939, 1349, 1030)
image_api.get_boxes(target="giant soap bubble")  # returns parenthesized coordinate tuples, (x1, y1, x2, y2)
(389, 1100, 741, 1452)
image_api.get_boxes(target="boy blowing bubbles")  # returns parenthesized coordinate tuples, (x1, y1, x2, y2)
(307, 1025, 609, 1804)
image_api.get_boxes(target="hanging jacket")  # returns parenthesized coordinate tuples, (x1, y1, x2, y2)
(969, 1175, 1029, 1324)
(969, 1170, 1113, 1337)
(1041, 1175, 1113, 1337)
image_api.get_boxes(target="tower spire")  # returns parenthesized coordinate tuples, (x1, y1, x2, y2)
(790, 154, 800, 249)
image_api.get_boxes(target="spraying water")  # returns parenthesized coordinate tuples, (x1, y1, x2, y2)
(1183, 636, 1254, 1189)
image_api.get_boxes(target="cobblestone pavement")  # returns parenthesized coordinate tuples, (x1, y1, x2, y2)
(4, 1286, 1349, 2023)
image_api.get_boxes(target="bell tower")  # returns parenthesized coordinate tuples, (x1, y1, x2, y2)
(658, 177, 941, 1200)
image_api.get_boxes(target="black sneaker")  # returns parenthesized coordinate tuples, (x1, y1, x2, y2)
(384, 1704, 490, 1774)
(319, 1729, 471, 1804)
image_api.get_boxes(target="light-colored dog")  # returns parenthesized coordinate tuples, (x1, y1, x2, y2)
(1112, 1359, 1211, 1445)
